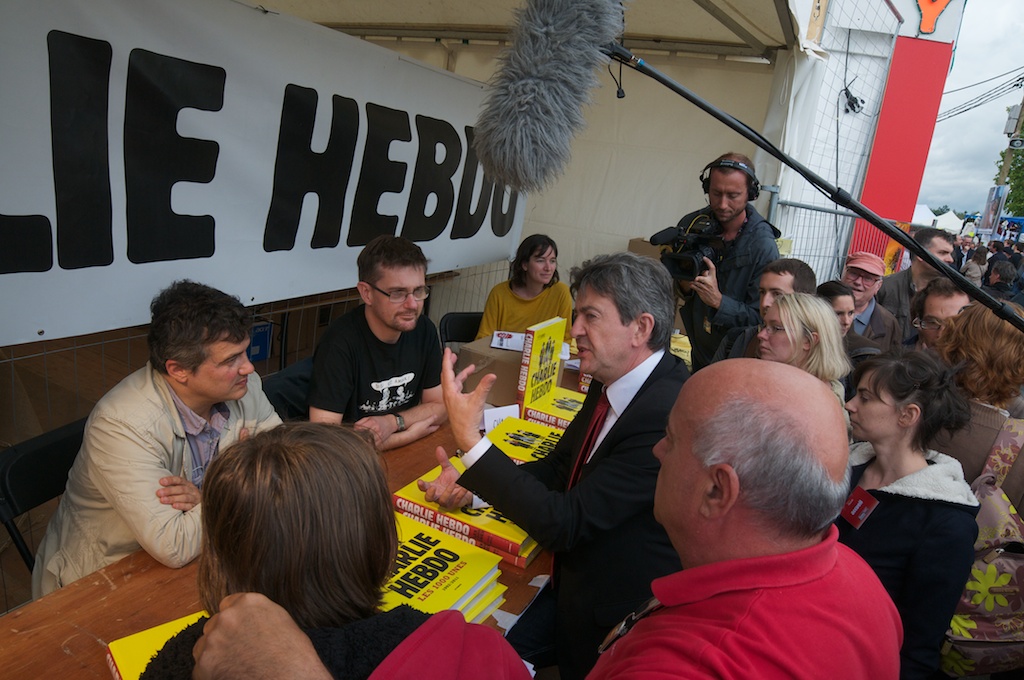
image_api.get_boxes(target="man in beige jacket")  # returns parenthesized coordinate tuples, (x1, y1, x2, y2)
(33, 281, 281, 597)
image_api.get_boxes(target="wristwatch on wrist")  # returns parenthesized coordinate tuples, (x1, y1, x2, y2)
(394, 413, 406, 432)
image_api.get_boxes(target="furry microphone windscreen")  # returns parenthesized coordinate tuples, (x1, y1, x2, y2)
(473, 0, 624, 194)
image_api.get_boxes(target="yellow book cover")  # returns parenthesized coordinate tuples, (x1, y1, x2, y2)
(471, 593, 506, 625)
(488, 416, 562, 465)
(396, 507, 539, 568)
(382, 513, 501, 615)
(517, 317, 567, 411)
(457, 569, 501, 618)
(522, 385, 585, 431)
(487, 538, 543, 569)
(393, 459, 534, 554)
(465, 582, 508, 625)
(106, 611, 207, 680)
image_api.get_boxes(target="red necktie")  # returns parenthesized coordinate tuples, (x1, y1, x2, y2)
(568, 391, 610, 489)
(555, 391, 611, 584)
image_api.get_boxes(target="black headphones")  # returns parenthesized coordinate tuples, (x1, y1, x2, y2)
(699, 158, 760, 201)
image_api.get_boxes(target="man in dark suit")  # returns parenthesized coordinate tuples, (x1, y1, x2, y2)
(983, 240, 1010, 287)
(983, 260, 1016, 300)
(422, 252, 689, 680)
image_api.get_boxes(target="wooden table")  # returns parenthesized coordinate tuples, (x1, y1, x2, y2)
(0, 426, 548, 679)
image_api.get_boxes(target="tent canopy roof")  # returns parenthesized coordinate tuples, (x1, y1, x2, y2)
(265, 0, 797, 58)
(933, 210, 963, 233)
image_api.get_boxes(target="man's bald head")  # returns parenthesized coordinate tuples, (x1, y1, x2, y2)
(690, 359, 848, 482)
(654, 359, 849, 565)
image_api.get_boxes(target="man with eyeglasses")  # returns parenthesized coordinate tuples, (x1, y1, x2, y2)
(308, 235, 445, 450)
(840, 252, 901, 352)
(906, 278, 970, 350)
(710, 258, 817, 362)
(876, 228, 955, 340)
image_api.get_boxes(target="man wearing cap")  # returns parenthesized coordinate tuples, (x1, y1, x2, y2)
(841, 252, 901, 352)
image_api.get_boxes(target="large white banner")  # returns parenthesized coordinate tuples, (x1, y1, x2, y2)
(0, 0, 524, 346)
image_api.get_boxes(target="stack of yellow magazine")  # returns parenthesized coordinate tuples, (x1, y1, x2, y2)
(382, 512, 505, 623)
(106, 514, 506, 679)
(394, 456, 543, 568)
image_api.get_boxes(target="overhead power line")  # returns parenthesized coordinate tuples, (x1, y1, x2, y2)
(937, 74, 1024, 122)
(943, 64, 1024, 95)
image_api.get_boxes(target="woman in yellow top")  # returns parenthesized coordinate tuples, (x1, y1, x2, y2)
(476, 234, 573, 342)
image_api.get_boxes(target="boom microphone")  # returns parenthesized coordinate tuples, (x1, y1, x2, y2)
(473, 0, 624, 193)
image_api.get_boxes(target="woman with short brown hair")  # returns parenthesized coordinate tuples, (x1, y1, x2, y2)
(143, 423, 529, 680)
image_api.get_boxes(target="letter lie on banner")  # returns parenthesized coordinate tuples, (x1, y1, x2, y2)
(0, 0, 525, 346)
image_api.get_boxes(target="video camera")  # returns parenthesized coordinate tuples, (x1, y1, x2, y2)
(650, 214, 725, 281)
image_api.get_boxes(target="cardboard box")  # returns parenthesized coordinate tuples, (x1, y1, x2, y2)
(455, 337, 572, 407)
(627, 237, 662, 259)
(454, 338, 527, 407)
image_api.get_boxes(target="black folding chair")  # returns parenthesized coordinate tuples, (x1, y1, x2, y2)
(439, 311, 484, 349)
(261, 357, 314, 421)
(0, 417, 86, 572)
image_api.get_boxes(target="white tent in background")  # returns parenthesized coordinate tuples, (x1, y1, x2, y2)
(934, 211, 963, 233)
(912, 203, 938, 226)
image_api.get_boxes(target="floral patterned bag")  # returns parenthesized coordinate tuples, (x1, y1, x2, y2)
(941, 418, 1024, 676)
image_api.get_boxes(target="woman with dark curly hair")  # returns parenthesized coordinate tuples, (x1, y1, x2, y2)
(840, 349, 978, 680)
(142, 423, 529, 680)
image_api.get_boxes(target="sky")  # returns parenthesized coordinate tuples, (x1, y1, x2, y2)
(917, 1, 1024, 215)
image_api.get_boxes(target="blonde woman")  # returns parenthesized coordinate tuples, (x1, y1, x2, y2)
(756, 292, 852, 407)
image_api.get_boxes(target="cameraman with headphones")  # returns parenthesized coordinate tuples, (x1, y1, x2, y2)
(676, 153, 780, 371)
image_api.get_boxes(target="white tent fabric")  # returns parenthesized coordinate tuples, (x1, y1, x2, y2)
(934, 210, 964, 233)
(267, 0, 797, 58)
(913, 203, 938, 226)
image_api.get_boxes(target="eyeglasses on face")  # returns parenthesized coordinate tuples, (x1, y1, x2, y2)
(757, 323, 788, 337)
(844, 268, 881, 285)
(365, 282, 430, 303)
(912, 317, 944, 331)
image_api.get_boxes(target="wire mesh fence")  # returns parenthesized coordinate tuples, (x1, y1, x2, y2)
(773, 0, 902, 283)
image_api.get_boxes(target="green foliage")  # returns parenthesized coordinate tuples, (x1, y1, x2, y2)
(928, 205, 966, 220)
(995, 150, 1024, 217)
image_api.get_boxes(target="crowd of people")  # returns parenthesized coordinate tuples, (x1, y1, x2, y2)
(29, 152, 1024, 679)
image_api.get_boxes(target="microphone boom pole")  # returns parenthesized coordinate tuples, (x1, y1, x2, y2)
(603, 42, 1024, 334)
